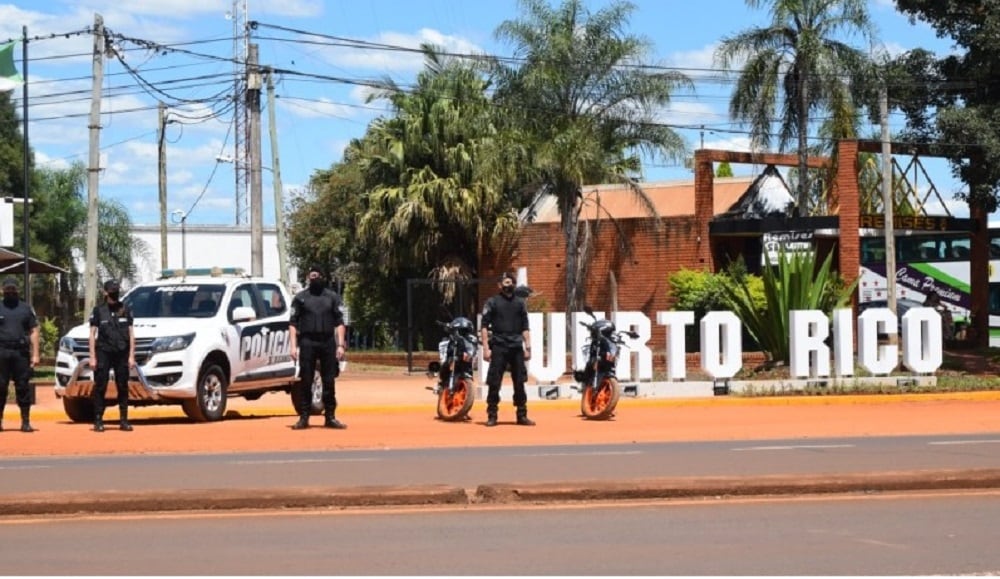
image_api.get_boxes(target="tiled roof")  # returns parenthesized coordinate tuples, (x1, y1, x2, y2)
(523, 177, 754, 223)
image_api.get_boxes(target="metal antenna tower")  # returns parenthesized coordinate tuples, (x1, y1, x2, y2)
(232, 0, 249, 225)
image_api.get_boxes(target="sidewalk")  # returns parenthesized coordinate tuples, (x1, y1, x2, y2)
(3, 369, 1000, 516)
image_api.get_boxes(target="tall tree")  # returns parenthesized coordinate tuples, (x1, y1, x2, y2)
(30, 164, 150, 330)
(357, 47, 519, 286)
(714, 0, 876, 214)
(491, 0, 690, 313)
(891, 1, 1000, 212)
(0, 91, 29, 203)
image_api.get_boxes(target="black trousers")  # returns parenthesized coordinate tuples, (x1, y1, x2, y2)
(0, 348, 32, 413)
(92, 349, 130, 416)
(485, 343, 528, 411)
(296, 336, 339, 416)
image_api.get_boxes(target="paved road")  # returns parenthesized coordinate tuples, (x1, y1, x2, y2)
(3, 493, 999, 575)
(3, 377, 1000, 514)
(3, 434, 1000, 493)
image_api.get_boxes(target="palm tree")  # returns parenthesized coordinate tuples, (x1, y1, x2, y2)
(714, 0, 876, 214)
(32, 164, 149, 330)
(491, 0, 690, 313)
(357, 47, 520, 286)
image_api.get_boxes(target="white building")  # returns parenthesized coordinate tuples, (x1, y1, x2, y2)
(127, 224, 298, 286)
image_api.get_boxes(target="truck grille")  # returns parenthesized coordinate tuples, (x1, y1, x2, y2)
(68, 337, 156, 366)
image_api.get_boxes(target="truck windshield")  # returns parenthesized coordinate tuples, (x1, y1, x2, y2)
(124, 284, 226, 318)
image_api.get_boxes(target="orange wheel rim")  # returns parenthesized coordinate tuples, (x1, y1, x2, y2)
(588, 380, 611, 412)
(443, 379, 469, 414)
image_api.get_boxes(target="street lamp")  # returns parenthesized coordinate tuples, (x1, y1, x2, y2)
(171, 209, 187, 272)
(215, 154, 288, 285)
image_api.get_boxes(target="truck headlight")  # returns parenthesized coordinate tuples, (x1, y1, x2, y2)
(150, 333, 195, 353)
(58, 336, 76, 353)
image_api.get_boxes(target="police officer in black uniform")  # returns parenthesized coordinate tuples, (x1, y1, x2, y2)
(88, 280, 136, 432)
(480, 272, 534, 427)
(289, 265, 347, 430)
(0, 277, 40, 433)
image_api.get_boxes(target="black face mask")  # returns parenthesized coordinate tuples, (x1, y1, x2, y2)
(107, 291, 120, 302)
(308, 279, 325, 293)
(501, 285, 514, 297)
(2, 291, 17, 306)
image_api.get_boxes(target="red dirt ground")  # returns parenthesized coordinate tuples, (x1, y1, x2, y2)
(2, 369, 999, 458)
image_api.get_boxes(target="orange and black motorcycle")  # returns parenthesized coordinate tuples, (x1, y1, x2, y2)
(574, 307, 639, 420)
(426, 317, 478, 421)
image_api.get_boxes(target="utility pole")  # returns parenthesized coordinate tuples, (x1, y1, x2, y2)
(158, 102, 168, 272)
(20, 25, 30, 304)
(84, 14, 104, 317)
(266, 69, 288, 286)
(247, 43, 263, 277)
(232, 0, 249, 225)
(880, 83, 897, 324)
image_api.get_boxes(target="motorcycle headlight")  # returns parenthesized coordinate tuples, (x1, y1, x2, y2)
(58, 336, 76, 353)
(150, 333, 195, 353)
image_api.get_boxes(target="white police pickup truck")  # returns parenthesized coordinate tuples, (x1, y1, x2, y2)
(54, 268, 322, 422)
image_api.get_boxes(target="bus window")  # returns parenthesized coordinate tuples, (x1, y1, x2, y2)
(991, 284, 1000, 315)
(860, 238, 885, 264)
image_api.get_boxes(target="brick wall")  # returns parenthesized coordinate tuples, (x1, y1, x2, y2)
(481, 216, 707, 351)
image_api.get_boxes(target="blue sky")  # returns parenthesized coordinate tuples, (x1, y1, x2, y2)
(0, 0, 966, 227)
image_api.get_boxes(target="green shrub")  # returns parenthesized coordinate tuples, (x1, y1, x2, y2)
(723, 247, 855, 366)
(39, 316, 60, 358)
(668, 266, 765, 351)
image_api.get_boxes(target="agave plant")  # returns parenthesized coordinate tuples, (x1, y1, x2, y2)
(724, 247, 855, 366)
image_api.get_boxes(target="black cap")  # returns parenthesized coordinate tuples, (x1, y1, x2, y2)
(308, 264, 324, 275)
(1, 277, 17, 288)
(103, 280, 120, 292)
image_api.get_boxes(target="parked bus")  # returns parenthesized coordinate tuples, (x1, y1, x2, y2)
(858, 228, 1000, 345)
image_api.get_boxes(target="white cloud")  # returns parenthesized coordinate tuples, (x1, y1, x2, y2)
(665, 43, 718, 78)
(280, 96, 356, 120)
(58, 0, 320, 21)
(322, 28, 484, 73)
(704, 135, 753, 153)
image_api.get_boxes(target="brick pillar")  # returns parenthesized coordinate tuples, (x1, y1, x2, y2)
(693, 150, 714, 270)
(835, 140, 860, 300)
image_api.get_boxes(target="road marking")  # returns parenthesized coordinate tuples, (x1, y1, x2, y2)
(927, 439, 1000, 446)
(731, 444, 855, 451)
(0, 465, 51, 471)
(228, 458, 380, 465)
(513, 451, 644, 458)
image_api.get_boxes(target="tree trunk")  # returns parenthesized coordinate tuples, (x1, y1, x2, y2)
(561, 191, 579, 316)
(797, 72, 810, 215)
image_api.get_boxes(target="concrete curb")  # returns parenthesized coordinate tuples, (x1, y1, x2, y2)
(3, 469, 999, 516)
(473, 468, 1000, 503)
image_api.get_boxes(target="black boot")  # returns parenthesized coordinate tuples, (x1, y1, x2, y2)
(292, 414, 310, 430)
(516, 408, 535, 426)
(486, 406, 498, 427)
(323, 410, 347, 429)
(19, 407, 34, 433)
(119, 406, 133, 431)
(93, 416, 105, 432)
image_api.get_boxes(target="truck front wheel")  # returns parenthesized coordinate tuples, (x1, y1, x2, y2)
(182, 363, 228, 422)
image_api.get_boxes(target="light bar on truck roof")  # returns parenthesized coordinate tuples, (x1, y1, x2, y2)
(159, 267, 247, 279)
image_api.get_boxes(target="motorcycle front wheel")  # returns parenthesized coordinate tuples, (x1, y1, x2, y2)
(437, 375, 475, 421)
(580, 376, 620, 420)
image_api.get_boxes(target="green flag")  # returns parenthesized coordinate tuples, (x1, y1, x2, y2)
(0, 41, 23, 92)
